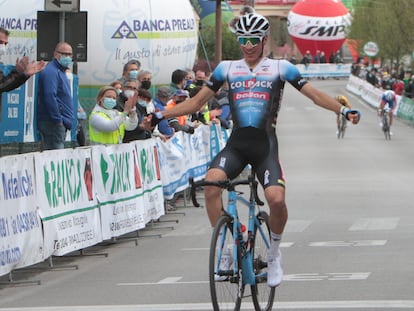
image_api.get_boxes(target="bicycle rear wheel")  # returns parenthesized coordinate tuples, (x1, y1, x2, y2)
(251, 211, 275, 311)
(210, 215, 244, 311)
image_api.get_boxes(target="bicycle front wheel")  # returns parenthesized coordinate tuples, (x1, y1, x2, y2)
(210, 215, 244, 311)
(383, 117, 391, 140)
(251, 211, 275, 311)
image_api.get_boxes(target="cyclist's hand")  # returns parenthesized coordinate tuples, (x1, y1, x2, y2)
(341, 107, 361, 124)
(149, 112, 164, 127)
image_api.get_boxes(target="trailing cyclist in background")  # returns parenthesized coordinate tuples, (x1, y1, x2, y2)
(378, 90, 396, 136)
(154, 10, 361, 289)
(335, 95, 352, 139)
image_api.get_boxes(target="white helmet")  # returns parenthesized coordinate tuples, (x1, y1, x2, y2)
(229, 13, 270, 37)
(384, 90, 394, 101)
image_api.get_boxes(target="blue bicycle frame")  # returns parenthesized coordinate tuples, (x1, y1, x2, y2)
(217, 187, 270, 285)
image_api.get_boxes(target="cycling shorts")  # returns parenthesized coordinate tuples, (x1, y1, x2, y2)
(209, 127, 285, 189)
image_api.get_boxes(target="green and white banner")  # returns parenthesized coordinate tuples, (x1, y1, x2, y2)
(93, 144, 146, 240)
(35, 148, 102, 256)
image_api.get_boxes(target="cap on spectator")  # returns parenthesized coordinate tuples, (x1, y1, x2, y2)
(156, 86, 171, 98)
(174, 89, 189, 97)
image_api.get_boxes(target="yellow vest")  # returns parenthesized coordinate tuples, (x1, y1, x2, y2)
(89, 110, 125, 144)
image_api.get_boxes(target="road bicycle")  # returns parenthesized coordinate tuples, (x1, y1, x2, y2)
(190, 171, 276, 311)
(337, 113, 347, 139)
(380, 107, 391, 140)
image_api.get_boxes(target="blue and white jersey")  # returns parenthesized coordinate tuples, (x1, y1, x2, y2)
(208, 57, 307, 132)
(381, 90, 396, 109)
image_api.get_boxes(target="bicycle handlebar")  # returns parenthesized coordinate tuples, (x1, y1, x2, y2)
(189, 175, 265, 208)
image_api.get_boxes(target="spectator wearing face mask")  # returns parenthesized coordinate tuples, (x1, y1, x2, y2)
(37, 42, 75, 150)
(118, 59, 141, 84)
(123, 88, 155, 142)
(137, 69, 152, 90)
(115, 79, 140, 112)
(152, 86, 174, 138)
(166, 89, 195, 134)
(88, 85, 138, 145)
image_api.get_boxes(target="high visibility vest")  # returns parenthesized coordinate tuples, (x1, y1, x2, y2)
(89, 110, 125, 144)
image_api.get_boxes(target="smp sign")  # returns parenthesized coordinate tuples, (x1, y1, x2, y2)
(363, 41, 379, 57)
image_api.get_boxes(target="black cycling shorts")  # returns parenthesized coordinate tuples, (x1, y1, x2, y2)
(209, 127, 285, 189)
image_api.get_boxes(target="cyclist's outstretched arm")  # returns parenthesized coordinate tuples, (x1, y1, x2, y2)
(300, 83, 361, 124)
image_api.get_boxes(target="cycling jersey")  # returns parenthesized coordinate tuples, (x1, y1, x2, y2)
(208, 57, 307, 132)
(381, 92, 396, 109)
(208, 57, 307, 188)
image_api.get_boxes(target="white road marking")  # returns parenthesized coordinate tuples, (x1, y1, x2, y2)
(117, 272, 370, 286)
(309, 240, 387, 247)
(349, 217, 399, 231)
(284, 272, 370, 281)
(1, 300, 414, 310)
(157, 277, 182, 284)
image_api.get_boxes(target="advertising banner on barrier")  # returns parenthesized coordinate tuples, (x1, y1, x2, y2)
(0, 154, 43, 276)
(93, 144, 146, 240)
(134, 140, 164, 224)
(0, 65, 36, 144)
(35, 148, 102, 256)
(157, 131, 189, 200)
(157, 126, 210, 199)
(397, 97, 414, 122)
(186, 125, 210, 182)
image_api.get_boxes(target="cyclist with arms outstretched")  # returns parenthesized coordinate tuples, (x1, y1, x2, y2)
(152, 12, 361, 288)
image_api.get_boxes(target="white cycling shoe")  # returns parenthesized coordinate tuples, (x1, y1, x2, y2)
(267, 249, 283, 287)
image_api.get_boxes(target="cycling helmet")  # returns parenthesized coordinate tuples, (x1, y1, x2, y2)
(384, 90, 394, 101)
(229, 13, 270, 37)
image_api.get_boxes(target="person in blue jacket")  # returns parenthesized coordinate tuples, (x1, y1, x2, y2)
(37, 42, 74, 150)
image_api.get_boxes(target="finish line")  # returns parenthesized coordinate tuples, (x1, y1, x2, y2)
(1, 301, 414, 310)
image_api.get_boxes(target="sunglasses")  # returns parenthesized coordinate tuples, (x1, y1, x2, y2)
(0, 40, 8, 45)
(237, 36, 263, 47)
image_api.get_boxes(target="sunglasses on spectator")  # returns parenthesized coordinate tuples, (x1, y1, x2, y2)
(237, 36, 263, 47)
(0, 40, 8, 45)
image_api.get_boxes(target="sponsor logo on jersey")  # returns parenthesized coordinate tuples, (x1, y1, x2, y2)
(230, 80, 273, 89)
(234, 92, 269, 101)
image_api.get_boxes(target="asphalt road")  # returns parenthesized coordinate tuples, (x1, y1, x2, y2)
(1, 79, 414, 311)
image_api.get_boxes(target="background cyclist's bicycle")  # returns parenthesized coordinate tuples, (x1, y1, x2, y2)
(337, 113, 347, 139)
(190, 172, 276, 311)
(380, 107, 391, 140)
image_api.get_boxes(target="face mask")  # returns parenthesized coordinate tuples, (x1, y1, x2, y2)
(138, 100, 147, 107)
(129, 70, 138, 79)
(124, 90, 135, 98)
(115, 89, 122, 95)
(102, 97, 116, 109)
(58, 56, 72, 68)
(0, 44, 6, 56)
(141, 80, 151, 90)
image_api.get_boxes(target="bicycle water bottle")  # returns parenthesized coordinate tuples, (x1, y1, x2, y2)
(241, 224, 248, 242)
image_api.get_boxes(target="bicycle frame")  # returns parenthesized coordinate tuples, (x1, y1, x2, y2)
(217, 184, 270, 285)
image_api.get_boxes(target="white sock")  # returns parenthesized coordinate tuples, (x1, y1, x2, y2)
(269, 232, 282, 257)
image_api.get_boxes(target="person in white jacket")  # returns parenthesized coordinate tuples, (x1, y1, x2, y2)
(88, 85, 138, 144)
